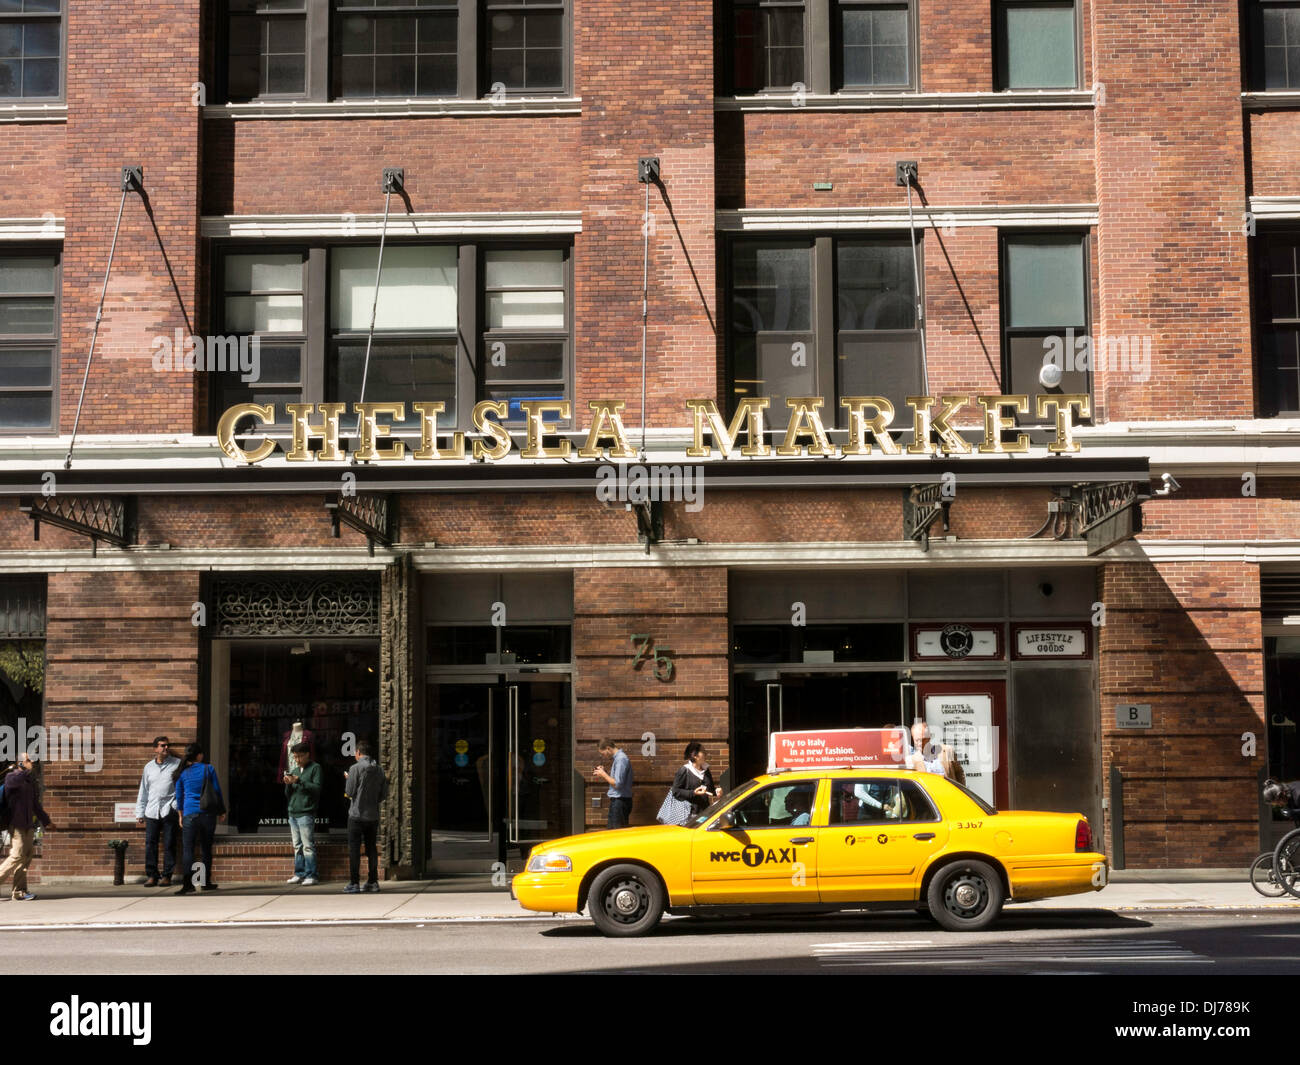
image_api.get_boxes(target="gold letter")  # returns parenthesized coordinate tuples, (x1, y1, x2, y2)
(519, 400, 572, 459)
(684, 398, 771, 457)
(840, 397, 900, 456)
(977, 394, 1030, 454)
(352, 403, 406, 462)
(1036, 394, 1091, 453)
(472, 400, 512, 461)
(931, 394, 974, 455)
(776, 397, 834, 457)
(410, 401, 465, 460)
(285, 402, 345, 462)
(906, 396, 936, 455)
(216, 403, 276, 464)
(578, 400, 636, 459)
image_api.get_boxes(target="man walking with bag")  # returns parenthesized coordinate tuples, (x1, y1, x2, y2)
(0, 752, 53, 901)
(343, 740, 386, 894)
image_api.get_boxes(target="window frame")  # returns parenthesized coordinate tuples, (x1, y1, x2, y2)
(722, 0, 919, 96)
(998, 229, 1092, 424)
(209, 238, 574, 435)
(992, 0, 1081, 92)
(1249, 0, 1300, 91)
(0, 0, 66, 103)
(1254, 228, 1300, 417)
(720, 779, 819, 830)
(0, 247, 60, 436)
(331, 0, 461, 101)
(723, 232, 925, 434)
(220, 0, 571, 103)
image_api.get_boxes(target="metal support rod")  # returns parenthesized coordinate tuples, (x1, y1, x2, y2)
(357, 173, 399, 409)
(902, 172, 930, 397)
(65, 173, 138, 469)
(640, 176, 649, 458)
(1109, 764, 1125, 870)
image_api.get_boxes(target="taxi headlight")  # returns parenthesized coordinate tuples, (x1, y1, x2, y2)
(526, 852, 572, 873)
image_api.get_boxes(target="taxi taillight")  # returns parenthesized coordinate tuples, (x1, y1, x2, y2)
(1075, 818, 1092, 852)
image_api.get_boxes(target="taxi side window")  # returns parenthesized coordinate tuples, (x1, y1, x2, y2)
(728, 782, 818, 829)
(829, 779, 940, 824)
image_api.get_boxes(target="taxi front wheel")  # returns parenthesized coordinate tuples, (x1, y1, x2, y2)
(926, 860, 1004, 932)
(589, 864, 666, 937)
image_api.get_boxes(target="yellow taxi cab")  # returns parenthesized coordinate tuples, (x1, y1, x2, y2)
(513, 765, 1108, 937)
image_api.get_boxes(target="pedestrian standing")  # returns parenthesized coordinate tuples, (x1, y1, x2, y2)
(671, 741, 722, 818)
(594, 739, 634, 829)
(0, 753, 53, 901)
(283, 741, 321, 885)
(135, 736, 180, 887)
(172, 743, 225, 895)
(343, 740, 387, 894)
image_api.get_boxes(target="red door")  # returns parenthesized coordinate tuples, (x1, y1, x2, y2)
(914, 680, 1009, 810)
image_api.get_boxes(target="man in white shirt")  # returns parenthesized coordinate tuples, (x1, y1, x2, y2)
(135, 736, 180, 887)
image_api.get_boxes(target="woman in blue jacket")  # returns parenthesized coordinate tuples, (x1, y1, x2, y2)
(172, 743, 225, 895)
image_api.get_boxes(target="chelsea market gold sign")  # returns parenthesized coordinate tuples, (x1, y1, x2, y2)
(216, 394, 1090, 464)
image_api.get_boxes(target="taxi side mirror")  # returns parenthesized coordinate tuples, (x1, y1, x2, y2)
(712, 810, 736, 831)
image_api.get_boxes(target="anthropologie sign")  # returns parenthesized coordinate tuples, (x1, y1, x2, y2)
(216, 394, 1091, 464)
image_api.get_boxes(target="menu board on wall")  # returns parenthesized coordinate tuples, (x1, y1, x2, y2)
(924, 693, 996, 807)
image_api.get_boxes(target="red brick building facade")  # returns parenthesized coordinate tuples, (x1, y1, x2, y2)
(0, 0, 1294, 879)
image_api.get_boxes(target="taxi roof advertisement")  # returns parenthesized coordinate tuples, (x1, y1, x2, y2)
(768, 728, 909, 772)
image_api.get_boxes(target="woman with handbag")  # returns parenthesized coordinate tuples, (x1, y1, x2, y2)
(669, 742, 722, 823)
(172, 743, 225, 895)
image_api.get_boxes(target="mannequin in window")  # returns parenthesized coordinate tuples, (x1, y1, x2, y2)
(277, 720, 315, 777)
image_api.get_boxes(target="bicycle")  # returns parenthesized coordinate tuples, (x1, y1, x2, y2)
(1264, 779, 1300, 900)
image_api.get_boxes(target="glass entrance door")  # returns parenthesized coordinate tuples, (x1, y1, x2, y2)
(425, 675, 571, 872)
(734, 672, 904, 781)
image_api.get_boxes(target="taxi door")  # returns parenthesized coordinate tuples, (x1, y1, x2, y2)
(816, 777, 949, 903)
(690, 779, 822, 904)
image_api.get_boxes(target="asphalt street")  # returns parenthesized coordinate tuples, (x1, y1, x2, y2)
(9, 908, 1300, 975)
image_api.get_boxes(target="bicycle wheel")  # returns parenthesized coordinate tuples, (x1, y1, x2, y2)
(1251, 851, 1287, 897)
(1273, 829, 1300, 900)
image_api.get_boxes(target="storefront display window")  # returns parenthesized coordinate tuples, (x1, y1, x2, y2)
(225, 640, 379, 834)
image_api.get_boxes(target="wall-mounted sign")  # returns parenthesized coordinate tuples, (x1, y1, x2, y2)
(1116, 703, 1152, 729)
(113, 802, 137, 823)
(217, 394, 1090, 464)
(924, 694, 996, 808)
(911, 623, 1003, 661)
(1012, 624, 1092, 660)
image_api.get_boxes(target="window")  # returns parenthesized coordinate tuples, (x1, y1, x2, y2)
(212, 242, 572, 435)
(726, 781, 818, 829)
(1000, 232, 1089, 422)
(1252, 1, 1300, 89)
(223, 0, 569, 102)
(0, 0, 61, 100)
(725, 1, 914, 94)
(829, 778, 938, 824)
(994, 0, 1077, 90)
(334, 0, 458, 98)
(726, 235, 921, 430)
(227, 0, 308, 99)
(1257, 232, 1300, 416)
(0, 252, 58, 432)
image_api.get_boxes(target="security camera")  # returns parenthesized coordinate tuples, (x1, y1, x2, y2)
(1039, 582, 1054, 598)
(1155, 472, 1180, 496)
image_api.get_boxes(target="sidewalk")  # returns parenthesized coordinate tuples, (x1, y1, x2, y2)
(1, 869, 1294, 928)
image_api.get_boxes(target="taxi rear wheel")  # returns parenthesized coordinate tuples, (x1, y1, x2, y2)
(589, 864, 665, 937)
(926, 860, 1004, 932)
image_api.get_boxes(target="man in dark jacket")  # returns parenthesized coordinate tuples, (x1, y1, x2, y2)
(342, 740, 387, 894)
(0, 753, 54, 901)
(283, 742, 322, 885)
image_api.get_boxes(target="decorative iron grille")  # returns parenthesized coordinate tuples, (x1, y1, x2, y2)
(0, 577, 45, 638)
(211, 574, 380, 637)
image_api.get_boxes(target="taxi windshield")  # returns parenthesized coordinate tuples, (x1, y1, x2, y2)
(686, 779, 758, 827)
